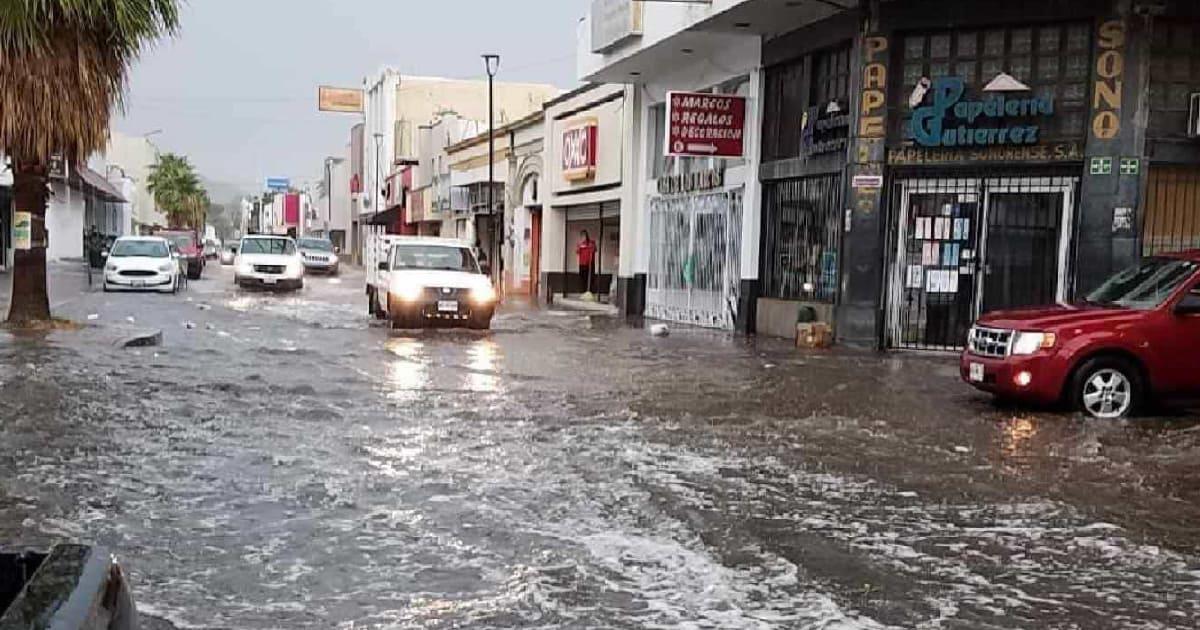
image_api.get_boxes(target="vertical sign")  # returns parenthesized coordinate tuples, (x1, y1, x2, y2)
(12, 211, 32, 250)
(853, 35, 889, 221)
(665, 91, 747, 158)
(1091, 20, 1125, 140)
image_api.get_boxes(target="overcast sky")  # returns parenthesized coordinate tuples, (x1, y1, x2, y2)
(117, 0, 590, 199)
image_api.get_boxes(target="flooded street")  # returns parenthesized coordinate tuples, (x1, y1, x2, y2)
(2, 265, 1199, 629)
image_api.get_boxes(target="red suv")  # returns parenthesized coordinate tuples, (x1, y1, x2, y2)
(160, 230, 205, 280)
(962, 251, 1200, 418)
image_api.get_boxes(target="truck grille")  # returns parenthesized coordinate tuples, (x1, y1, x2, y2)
(254, 265, 285, 274)
(969, 327, 1012, 358)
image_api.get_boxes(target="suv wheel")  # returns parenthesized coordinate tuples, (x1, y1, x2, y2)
(1073, 356, 1142, 419)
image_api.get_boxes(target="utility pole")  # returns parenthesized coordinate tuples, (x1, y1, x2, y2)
(483, 54, 500, 294)
(372, 133, 384, 230)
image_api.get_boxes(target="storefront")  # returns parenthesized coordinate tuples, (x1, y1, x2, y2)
(757, 15, 858, 338)
(542, 84, 635, 304)
(639, 62, 763, 331)
(813, 0, 1200, 351)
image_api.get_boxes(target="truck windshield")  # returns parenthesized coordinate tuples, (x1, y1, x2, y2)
(392, 245, 479, 273)
(241, 238, 296, 255)
(1085, 257, 1198, 310)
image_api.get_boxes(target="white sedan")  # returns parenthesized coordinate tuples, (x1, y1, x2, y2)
(234, 235, 304, 291)
(103, 236, 182, 293)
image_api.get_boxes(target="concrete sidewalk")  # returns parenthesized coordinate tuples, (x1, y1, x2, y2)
(0, 261, 99, 314)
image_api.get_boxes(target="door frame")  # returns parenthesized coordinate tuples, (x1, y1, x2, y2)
(886, 175, 1078, 350)
(977, 177, 1075, 314)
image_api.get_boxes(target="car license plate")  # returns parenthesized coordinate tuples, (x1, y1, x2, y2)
(131, 280, 145, 288)
(969, 362, 985, 382)
(437, 300, 458, 312)
(263, 277, 277, 285)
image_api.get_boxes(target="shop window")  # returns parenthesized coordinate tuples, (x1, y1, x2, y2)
(813, 44, 852, 111)
(761, 174, 843, 302)
(892, 22, 1091, 142)
(763, 58, 806, 161)
(1151, 19, 1200, 135)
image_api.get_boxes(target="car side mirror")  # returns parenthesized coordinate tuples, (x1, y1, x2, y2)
(335, 247, 341, 255)
(100, 250, 108, 258)
(480, 263, 491, 276)
(1175, 292, 1200, 316)
(377, 261, 388, 271)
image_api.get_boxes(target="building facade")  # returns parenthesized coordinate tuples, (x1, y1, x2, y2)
(505, 113, 546, 297)
(579, 2, 764, 330)
(356, 71, 561, 262)
(541, 84, 638, 307)
(578, 0, 1200, 348)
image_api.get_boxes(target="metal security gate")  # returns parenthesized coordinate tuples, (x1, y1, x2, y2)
(647, 189, 743, 329)
(885, 175, 1077, 351)
(1143, 166, 1200, 255)
(760, 174, 843, 301)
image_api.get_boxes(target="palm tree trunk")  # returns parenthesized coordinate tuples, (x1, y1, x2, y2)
(7, 160, 51, 323)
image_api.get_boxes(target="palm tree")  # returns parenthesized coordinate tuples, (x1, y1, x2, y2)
(147, 152, 204, 228)
(1, 0, 179, 323)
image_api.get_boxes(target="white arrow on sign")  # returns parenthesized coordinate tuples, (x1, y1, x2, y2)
(686, 143, 719, 154)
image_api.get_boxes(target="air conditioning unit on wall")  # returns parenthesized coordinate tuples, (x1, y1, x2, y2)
(1189, 93, 1200, 138)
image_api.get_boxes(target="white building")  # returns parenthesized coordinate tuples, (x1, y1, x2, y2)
(578, 0, 772, 331)
(103, 131, 165, 231)
(541, 84, 640, 309)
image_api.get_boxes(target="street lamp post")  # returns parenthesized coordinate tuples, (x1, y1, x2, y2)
(483, 53, 500, 293)
(372, 132, 384, 229)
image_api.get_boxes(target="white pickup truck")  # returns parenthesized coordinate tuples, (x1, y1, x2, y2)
(366, 235, 497, 329)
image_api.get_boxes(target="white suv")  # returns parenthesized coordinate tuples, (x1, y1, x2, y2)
(234, 235, 304, 291)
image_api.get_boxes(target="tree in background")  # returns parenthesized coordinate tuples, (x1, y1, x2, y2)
(0, 0, 180, 324)
(147, 152, 207, 229)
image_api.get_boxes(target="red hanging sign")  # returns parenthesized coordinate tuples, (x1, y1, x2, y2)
(665, 91, 746, 158)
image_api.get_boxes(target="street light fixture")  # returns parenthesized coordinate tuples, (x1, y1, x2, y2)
(482, 53, 500, 293)
(372, 132, 384, 227)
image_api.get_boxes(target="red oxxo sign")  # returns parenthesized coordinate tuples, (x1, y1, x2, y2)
(562, 120, 598, 181)
(666, 91, 746, 158)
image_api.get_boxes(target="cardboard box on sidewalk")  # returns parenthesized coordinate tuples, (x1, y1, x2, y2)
(796, 322, 833, 349)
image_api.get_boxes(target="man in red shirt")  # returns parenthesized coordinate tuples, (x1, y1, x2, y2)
(576, 230, 597, 293)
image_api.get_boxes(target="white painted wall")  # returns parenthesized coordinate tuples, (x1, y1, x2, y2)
(47, 181, 84, 260)
(632, 36, 763, 282)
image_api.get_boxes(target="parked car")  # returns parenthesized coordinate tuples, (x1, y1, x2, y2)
(962, 251, 1200, 419)
(375, 237, 496, 330)
(102, 236, 183, 293)
(160, 229, 205, 280)
(235, 234, 304, 291)
(297, 237, 340, 275)
(204, 238, 221, 259)
(219, 243, 238, 265)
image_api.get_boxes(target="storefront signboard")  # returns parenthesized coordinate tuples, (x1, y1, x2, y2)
(657, 166, 725, 195)
(801, 105, 850, 157)
(12, 211, 31, 250)
(562, 120, 599, 181)
(318, 86, 364, 113)
(1092, 20, 1125, 140)
(888, 142, 1083, 166)
(851, 175, 883, 189)
(910, 77, 1054, 148)
(665, 91, 746, 158)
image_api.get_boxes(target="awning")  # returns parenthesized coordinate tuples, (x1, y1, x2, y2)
(72, 165, 126, 203)
(364, 207, 401, 226)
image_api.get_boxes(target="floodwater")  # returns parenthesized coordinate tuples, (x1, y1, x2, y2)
(2, 266, 1198, 629)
